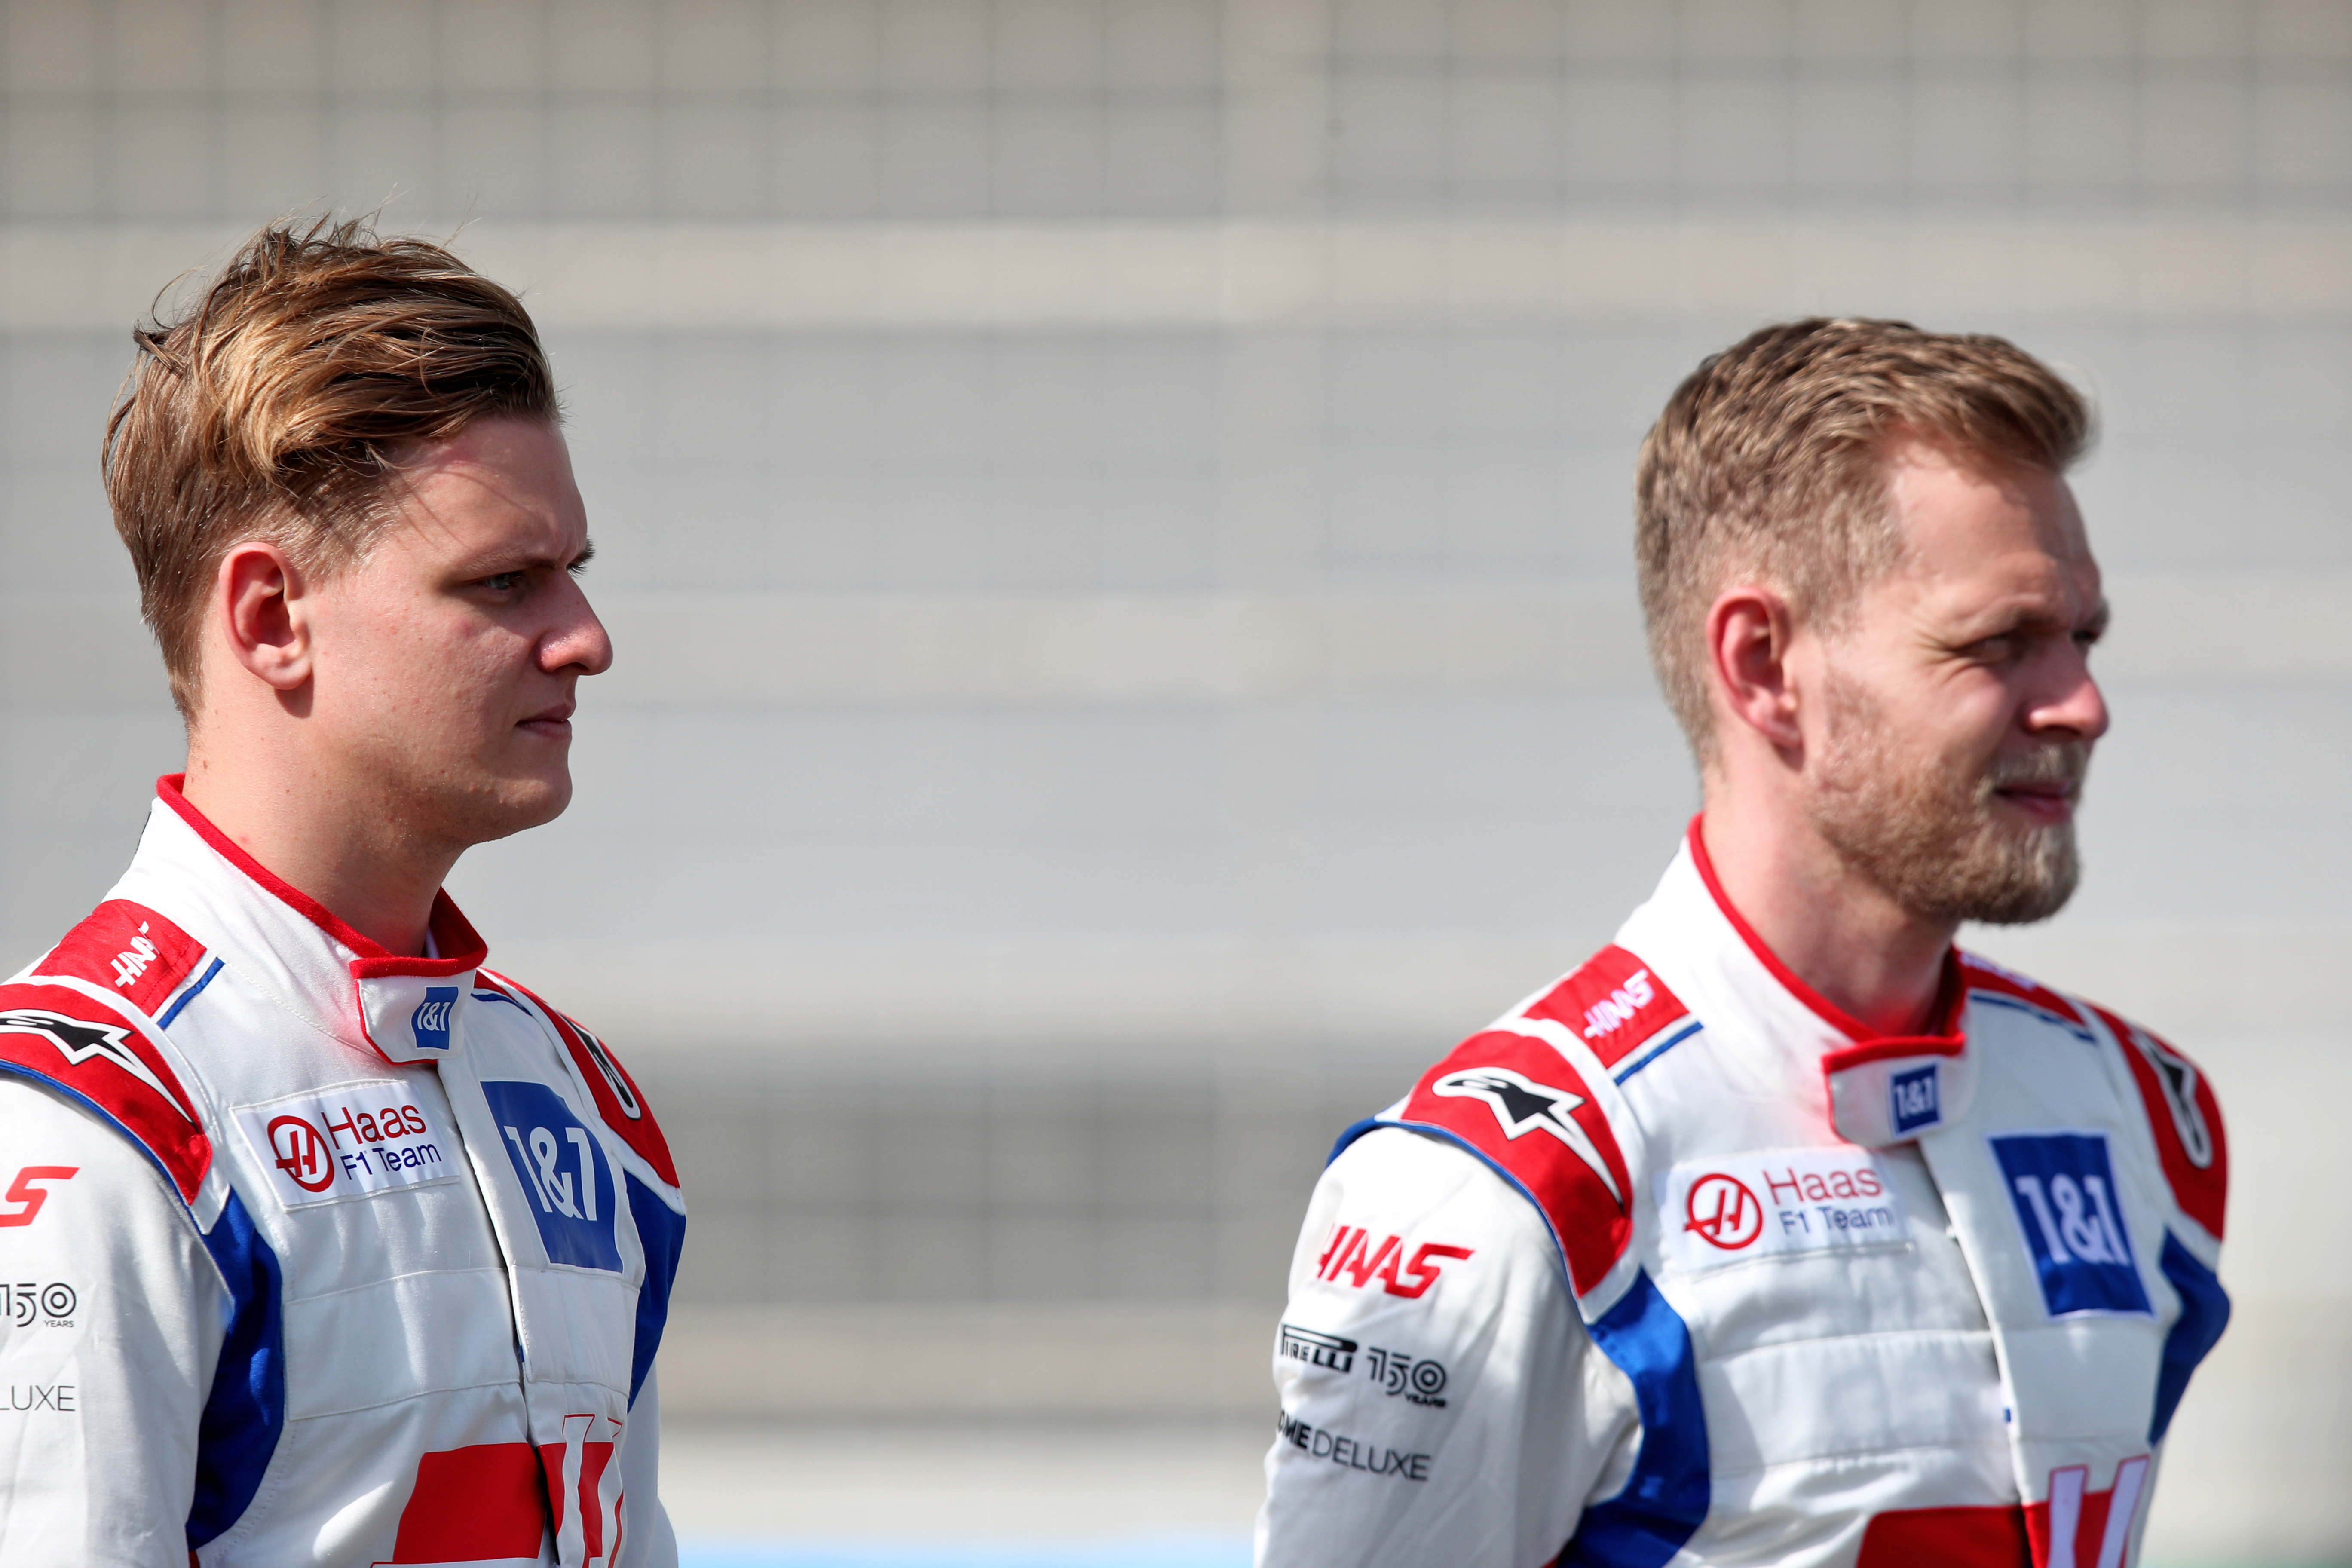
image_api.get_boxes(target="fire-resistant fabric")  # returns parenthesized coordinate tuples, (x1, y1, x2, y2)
(1257, 824, 2227, 1568)
(0, 778, 688, 1567)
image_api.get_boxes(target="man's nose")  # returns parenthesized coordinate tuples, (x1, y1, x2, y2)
(545, 579, 615, 677)
(2030, 646, 2108, 742)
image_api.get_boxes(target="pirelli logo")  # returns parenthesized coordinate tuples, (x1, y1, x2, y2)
(1279, 1323, 1356, 1372)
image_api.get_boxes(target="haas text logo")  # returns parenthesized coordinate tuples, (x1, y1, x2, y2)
(1580, 968, 1656, 1041)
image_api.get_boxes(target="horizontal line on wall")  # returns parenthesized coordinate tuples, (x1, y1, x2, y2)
(661, 1304, 1278, 1418)
(4, 218, 2350, 333)
(10, 574, 2346, 709)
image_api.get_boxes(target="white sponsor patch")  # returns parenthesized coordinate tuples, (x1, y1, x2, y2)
(1658, 1146, 1908, 1273)
(232, 1080, 459, 1209)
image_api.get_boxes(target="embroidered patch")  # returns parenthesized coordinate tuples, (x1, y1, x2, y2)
(480, 1079, 621, 1271)
(1890, 1063, 1942, 1135)
(1989, 1132, 2151, 1317)
(233, 1081, 458, 1209)
(1659, 1146, 1908, 1273)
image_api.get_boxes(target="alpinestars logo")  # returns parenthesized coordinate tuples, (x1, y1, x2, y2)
(1432, 1065, 1622, 1204)
(0, 1010, 193, 1121)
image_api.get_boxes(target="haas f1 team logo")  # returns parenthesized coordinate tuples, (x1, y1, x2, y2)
(1684, 1173, 1763, 1250)
(266, 1116, 335, 1193)
(0, 1008, 194, 1120)
(234, 1085, 452, 1209)
(1433, 1066, 1623, 1205)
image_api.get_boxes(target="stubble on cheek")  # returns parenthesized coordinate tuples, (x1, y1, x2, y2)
(1807, 669, 2086, 927)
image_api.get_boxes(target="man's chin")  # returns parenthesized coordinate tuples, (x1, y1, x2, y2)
(444, 774, 575, 848)
(1936, 822, 2081, 927)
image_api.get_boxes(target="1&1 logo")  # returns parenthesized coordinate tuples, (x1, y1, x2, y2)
(1890, 1063, 1941, 1135)
(1989, 1132, 2151, 1317)
(479, 1080, 621, 1271)
(411, 986, 459, 1052)
(1685, 1173, 1762, 1250)
(267, 1115, 335, 1193)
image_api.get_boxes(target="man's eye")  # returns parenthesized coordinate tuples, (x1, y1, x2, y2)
(480, 572, 522, 592)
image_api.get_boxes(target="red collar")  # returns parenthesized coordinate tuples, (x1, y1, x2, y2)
(1684, 813, 1966, 1055)
(156, 774, 486, 979)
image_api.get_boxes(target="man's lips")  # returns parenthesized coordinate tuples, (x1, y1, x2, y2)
(1993, 781, 2077, 821)
(518, 702, 575, 736)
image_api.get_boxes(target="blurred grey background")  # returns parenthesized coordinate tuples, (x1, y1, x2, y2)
(3, 1, 2349, 1560)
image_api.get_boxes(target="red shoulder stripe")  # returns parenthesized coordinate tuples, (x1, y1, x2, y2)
(2093, 1005, 2227, 1240)
(1518, 944, 1691, 1071)
(1397, 1029, 1631, 1295)
(1958, 952, 2088, 1030)
(0, 981, 210, 1202)
(34, 901, 208, 1021)
(484, 973, 678, 1188)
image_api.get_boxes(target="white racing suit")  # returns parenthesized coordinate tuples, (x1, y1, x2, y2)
(0, 777, 688, 1567)
(1259, 824, 2229, 1568)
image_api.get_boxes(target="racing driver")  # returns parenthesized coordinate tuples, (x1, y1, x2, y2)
(1258, 320, 2229, 1567)
(0, 220, 685, 1565)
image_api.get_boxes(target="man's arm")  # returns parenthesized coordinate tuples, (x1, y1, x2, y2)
(0, 1078, 226, 1566)
(616, 1365, 678, 1568)
(1256, 1127, 1638, 1568)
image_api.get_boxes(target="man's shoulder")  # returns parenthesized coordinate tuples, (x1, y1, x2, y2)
(1346, 942, 1667, 1305)
(1960, 948, 2227, 1242)
(474, 969, 680, 1191)
(0, 900, 218, 1207)
(1956, 949, 2096, 1036)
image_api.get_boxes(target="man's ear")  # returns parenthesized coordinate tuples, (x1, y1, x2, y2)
(1704, 584, 1804, 756)
(215, 541, 313, 693)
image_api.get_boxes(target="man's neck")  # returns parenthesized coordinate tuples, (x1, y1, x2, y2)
(180, 740, 456, 958)
(1697, 787, 1957, 1038)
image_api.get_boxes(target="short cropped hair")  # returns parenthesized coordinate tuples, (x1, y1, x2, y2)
(1634, 318, 2091, 761)
(104, 217, 558, 720)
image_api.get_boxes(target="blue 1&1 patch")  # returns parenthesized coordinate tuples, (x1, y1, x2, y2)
(1889, 1063, 1941, 1135)
(1988, 1132, 2151, 1317)
(480, 1079, 622, 1271)
(411, 986, 458, 1050)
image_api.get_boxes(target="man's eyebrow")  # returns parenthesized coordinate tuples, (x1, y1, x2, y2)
(453, 539, 594, 578)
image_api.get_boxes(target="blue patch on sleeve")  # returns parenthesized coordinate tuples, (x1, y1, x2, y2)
(2151, 1230, 2230, 1443)
(626, 1172, 686, 1406)
(1562, 1270, 1710, 1567)
(187, 1188, 286, 1548)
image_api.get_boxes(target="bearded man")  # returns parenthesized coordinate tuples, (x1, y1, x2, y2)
(0, 222, 683, 1565)
(1257, 321, 2229, 1568)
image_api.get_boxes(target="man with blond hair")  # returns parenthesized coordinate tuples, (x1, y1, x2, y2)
(0, 220, 683, 1566)
(1259, 320, 2229, 1567)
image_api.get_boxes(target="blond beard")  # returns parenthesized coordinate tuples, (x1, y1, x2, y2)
(1807, 669, 2086, 926)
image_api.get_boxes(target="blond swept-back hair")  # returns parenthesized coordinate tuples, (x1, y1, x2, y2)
(1634, 318, 2091, 762)
(104, 216, 558, 721)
